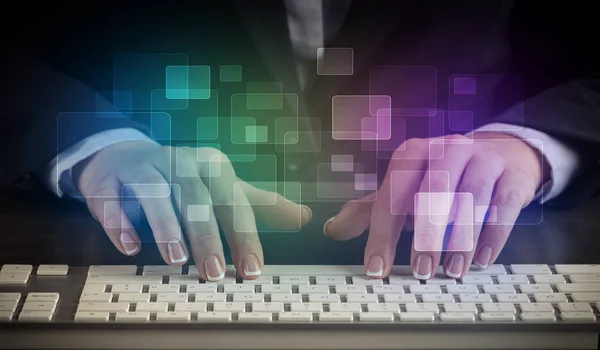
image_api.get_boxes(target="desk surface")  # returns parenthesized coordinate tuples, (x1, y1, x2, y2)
(1, 180, 599, 267)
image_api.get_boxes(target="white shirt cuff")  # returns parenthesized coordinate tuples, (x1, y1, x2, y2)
(46, 128, 159, 198)
(474, 123, 580, 203)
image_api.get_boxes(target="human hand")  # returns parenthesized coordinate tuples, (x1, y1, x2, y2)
(324, 133, 549, 279)
(73, 141, 312, 279)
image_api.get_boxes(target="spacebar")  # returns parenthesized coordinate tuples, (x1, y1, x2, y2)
(85, 275, 163, 284)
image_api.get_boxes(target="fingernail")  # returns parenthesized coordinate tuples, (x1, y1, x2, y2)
(167, 239, 187, 264)
(413, 254, 432, 279)
(475, 246, 493, 268)
(204, 255, 224, 281)
(323, 216, 336, 236)
(366, 255, 384, 277)
(120, 232, 139, 255)
(445, 253, 464, 278)
(302, 205, 313, 222)
(243, 254, 261, 276)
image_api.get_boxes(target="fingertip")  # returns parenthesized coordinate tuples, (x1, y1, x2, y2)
(301, 205, 313, 226)
(119, 231, 141, 256)
(322, 216, 336, 237)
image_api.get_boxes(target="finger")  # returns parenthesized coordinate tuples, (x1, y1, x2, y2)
(442, 152, 505, 278)
(241, 180, 313, 230)
(119, 164, 189, 265)
(364, 139, 428, 278)
(474, 169, 532, 268)
(323, 192, 377, 241)
(411, 136, 472, 279)
(197, 148, 263, 279)
(87, 177, 142, 256)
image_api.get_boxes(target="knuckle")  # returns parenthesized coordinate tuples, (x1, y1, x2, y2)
(462, 178, 493, 199)
(427, 172, 449, 191)
(497, 190, 523, 209)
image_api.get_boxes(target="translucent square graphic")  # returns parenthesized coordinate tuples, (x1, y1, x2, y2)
(245, 125, 268, 143)
(331, 163, 353, 172)
(274, 117, 300, 145)
(279, 131, 322, 153)
(114, 53, 188, 110)
(149, 112, 172, 141)
(331, 154, 354, 172)
(414, 192, 474, 252)
(453, 77, 477, 94)
(354, 174, 378, 191)
(220, 65, 242, 82)
(448, 110, 474, 132)
(122, 183, 171, 199)
(449, 74, 523, 130)
(166, 65, 211, 100)
(151, 89, 188, 110)
(389, 170, 426, 215)
(316, 162, 375, 201)
(369, 66, 437, 112)
(331, 95, 391, 140)
(317, 48, 354, 75)
(113, 90, 133, 111)
(234, 181, 278, 205)
(246, 82, 284, 110)
(187, 205, 210, 222)
(428, 136, 474, 162)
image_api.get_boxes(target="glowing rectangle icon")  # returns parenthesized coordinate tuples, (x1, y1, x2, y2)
(332, 95, 391, 140)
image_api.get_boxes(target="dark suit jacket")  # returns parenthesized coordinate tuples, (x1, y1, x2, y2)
(2, 0, 599, 207)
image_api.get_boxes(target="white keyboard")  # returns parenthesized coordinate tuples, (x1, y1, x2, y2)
(1, 264, 600, 324)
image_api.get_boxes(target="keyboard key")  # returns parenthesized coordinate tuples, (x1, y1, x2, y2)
(157, 293, 188, 303)
(78, 302, 130, 312)
(388, 275, 420, 285)
(196, 312, 232, 322)
(510, 265, 551, 275)
(213, 302, 246, 313)
(291, 303, 322, 312)
(462, 264, 507, 275)
(372, 285, 404, 294)
(1, 264, 33, 275)
(0, 293, 21, 303)
(241, 275, 273, 284)
(496, 294, 530, 303)
(80, 293, 112, 302)
(262, 265, 364, 276)
(223, 284, 254, 293)
(482, 284, 516, 294)
(444, 303, 477, 313)
(111, 284, 143, 293)
(426, 277, 456, 285)
(21, 302, 57, 313)
(315, 276, 346, 285)
(459, 294, 492, 303)
(329, 303, 362, 313)
(335, 285, 367, 294)
(26, 293, 60, 303)
(0, 301, 18, 313)
(446, 284, 479, 294)
(169, 275, 201, 284)
(479, 312, 515, 321)
(400, 312, 435, 322)
(135, 302, 168, 312)
(560, 311, 596, 322)
(115, 312, 150, 322)
(233, 293, 264, 302)
(319, 312, 353, 322)
(570, 292, 600, 302)
(186, 284, 218, 293)
(409, 285, 441, 294)
(520, 312, 556, 322)
(557, 303, 592, 313)
(81, 285, 106, 294)
(554, 264, 600, 274)
(346, 294, 378, 303)
(533, 274, 565, 284)
(174, 302, 206, 312)
(519, 284, 552, 294)
(261, 285, 292, 294)
(238, 313, 273, 322)
(252, 302, 284, 313)
(0, 311, 13, 321)
(88, 265, 137, 275)
(117, 293, 150, 303)
(74, 312, 110, 322)
(360, 312, 394, 322)
(143, 266, 182, 276)
(383, 294, 416, 303)
(279, 312, 313, 322)
(461, 275, 493, 285)
(86, 275, 161, 284)
(520, 302, 553, 313)
(270, 294, 302, 303)
(279, 276, 309, 285)
(441, 312, 475, 322)
(0, 272, 30, 285)
(156, 312, 190, 322)
(569, 274, 600, 283)
(36, 265, 69, 276)
(149, 284, 180, 293)
(421, 294, 455, 303)
(351, 276, 383, 285)
(533, 293, 567, 303)
(299, 285, 329, 294)
(308, 294, 340, 303)
(556, 283, 600, 293)
(497, 275, 529, 284)
(405, 303, 439, 314)
(481, 303, 515, 313)
(367, 303, 400, 313)
(18, 311, 53, 322)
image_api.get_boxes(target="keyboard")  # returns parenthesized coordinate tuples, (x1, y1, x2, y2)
(1, 264, 600, 349)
